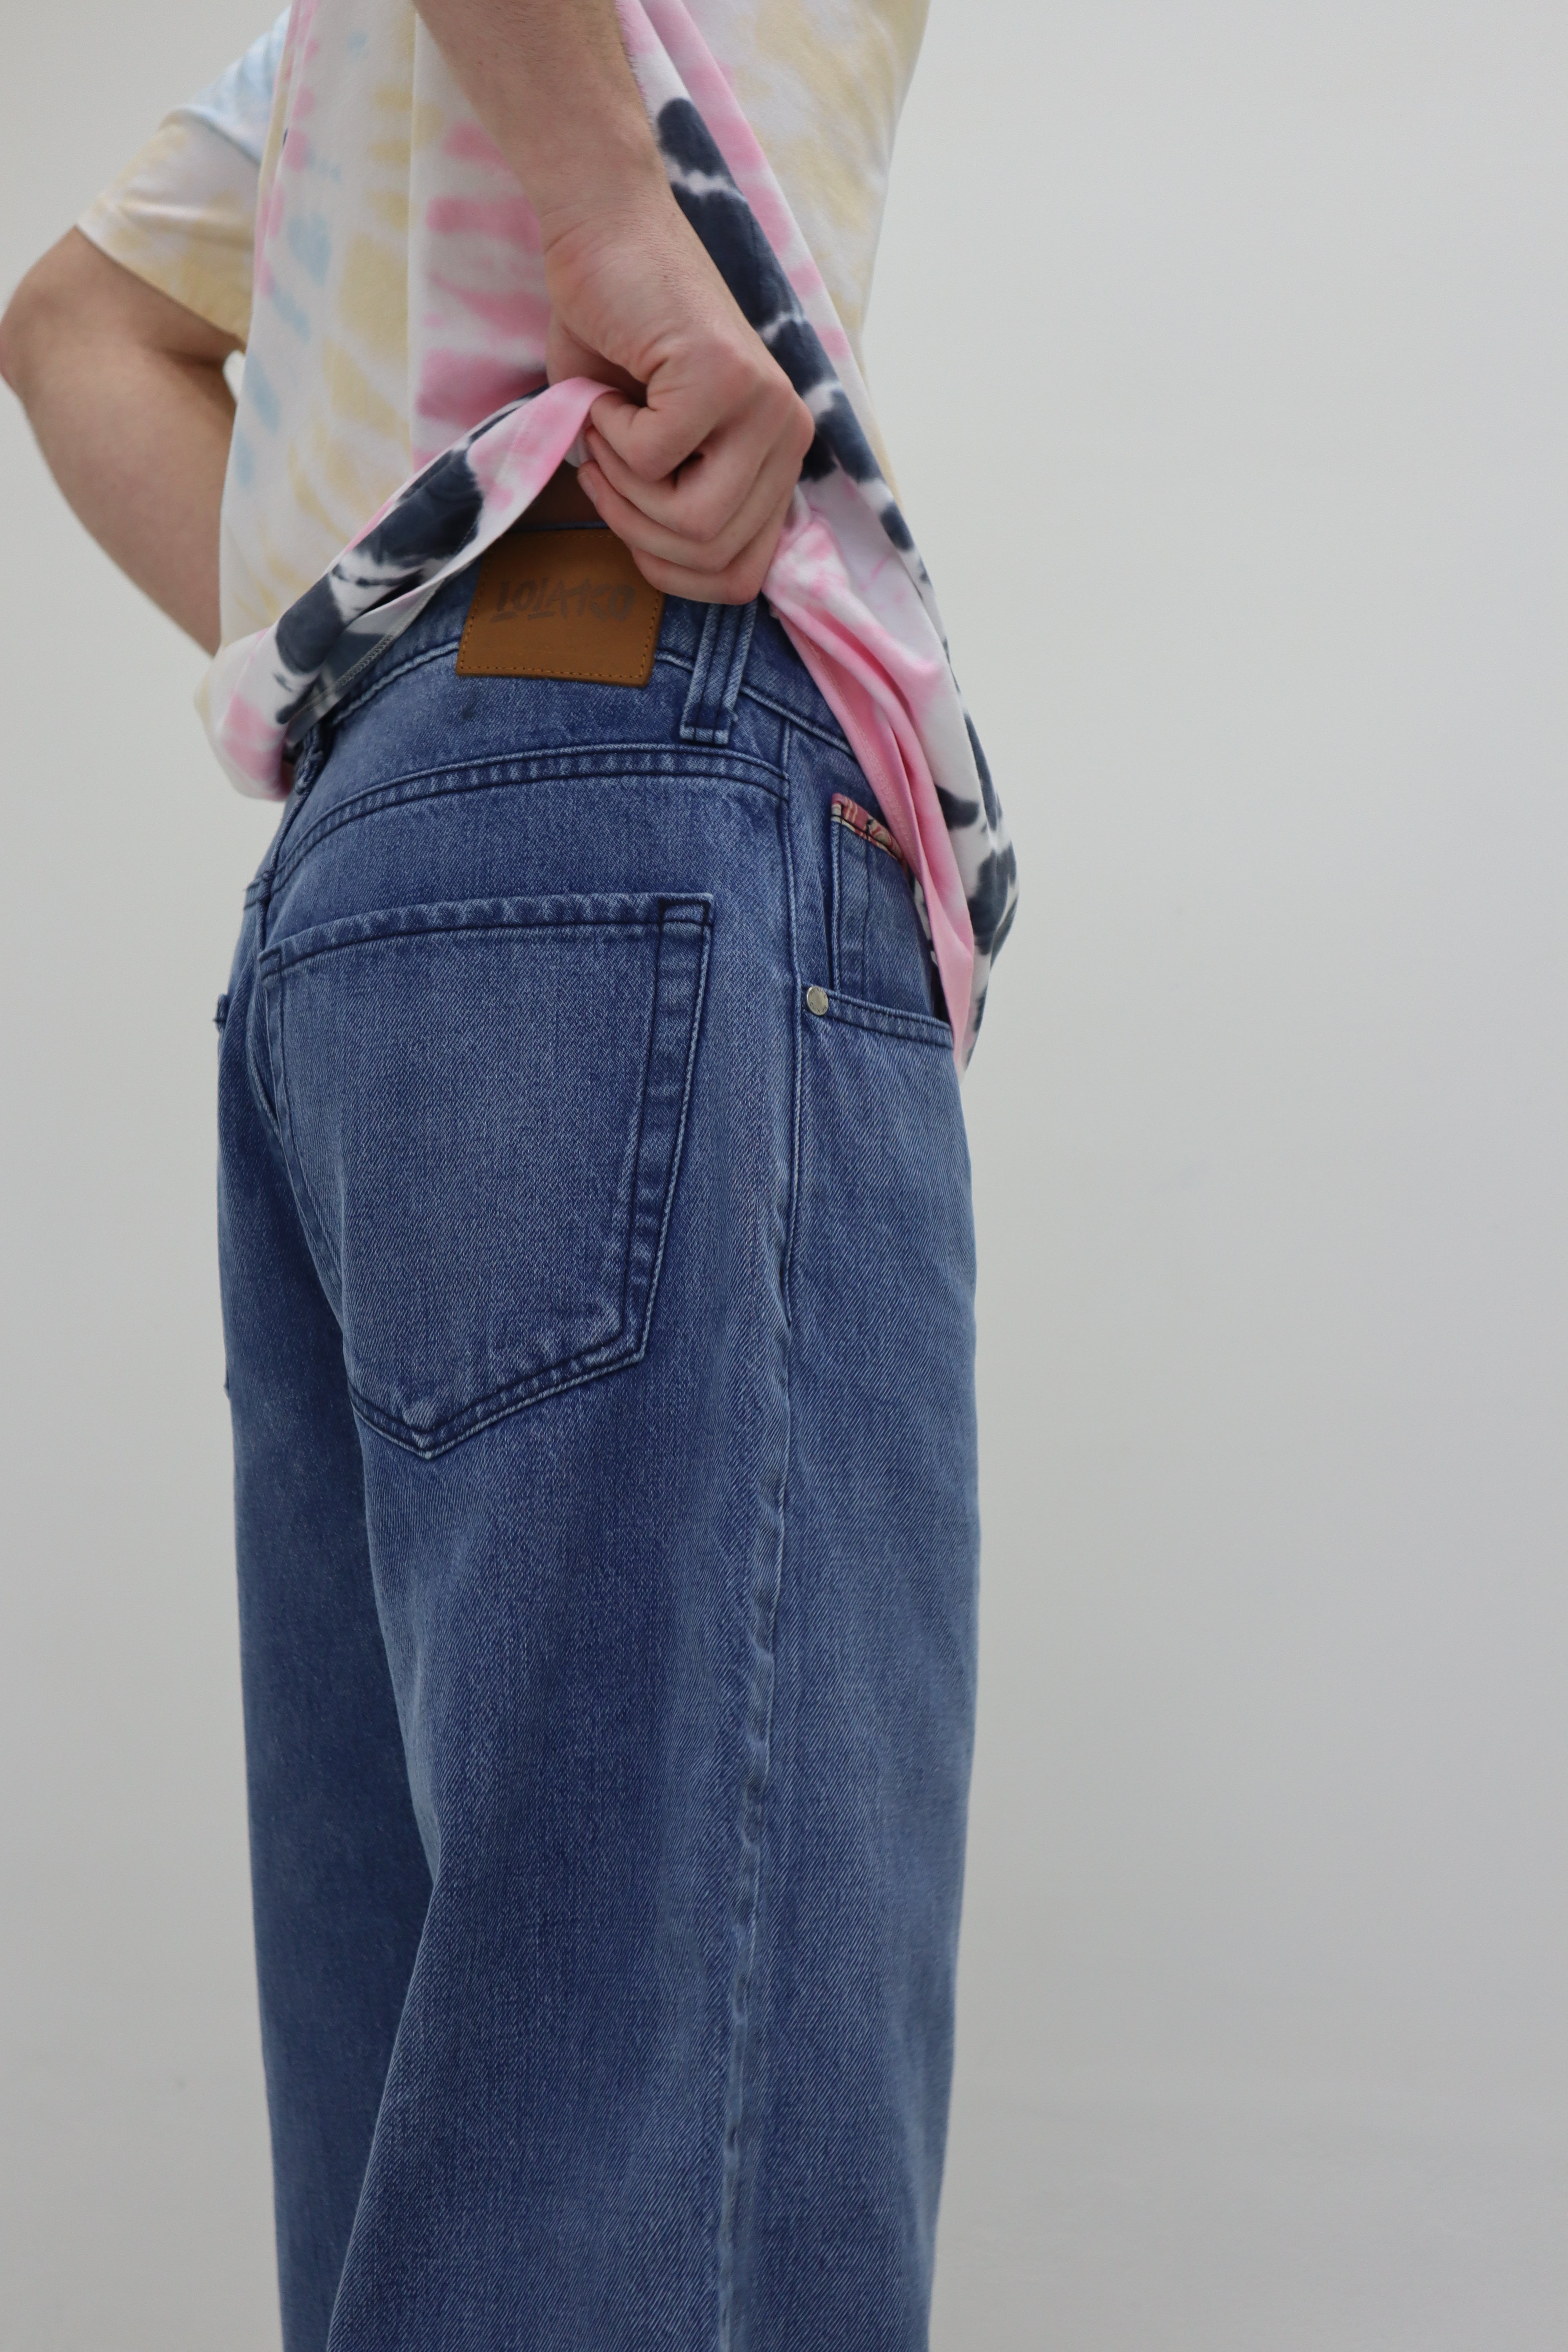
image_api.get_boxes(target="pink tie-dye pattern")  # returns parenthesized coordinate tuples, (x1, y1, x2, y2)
(626, 0, 857, 372)
(205, 377, 603, 795)
(426, 195, 541, 245)
(618, 0, 977, 1046)
(765, 498, 975, 1037)
(442, 119, 512, 168)
(413, 338, 547, 437)
(408, 105, 552, 467)
(207, 0, 988, 1060)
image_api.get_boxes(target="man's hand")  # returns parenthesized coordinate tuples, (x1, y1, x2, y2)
(0, 230, 237, 653)
(546, 198, 813, 604)
(417, 0, 813, 602)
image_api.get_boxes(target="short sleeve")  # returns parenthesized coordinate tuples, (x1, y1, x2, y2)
(76, 14, 289, 347)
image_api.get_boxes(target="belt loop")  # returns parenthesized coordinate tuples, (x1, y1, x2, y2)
(679, 599, 758, 746)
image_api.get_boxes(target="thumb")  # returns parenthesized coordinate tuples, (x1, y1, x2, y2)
(545, 318, 642, 398)
(589, 379, 708, 484)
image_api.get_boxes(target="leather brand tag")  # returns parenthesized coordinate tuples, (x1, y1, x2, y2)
(456, 471, 664, 687)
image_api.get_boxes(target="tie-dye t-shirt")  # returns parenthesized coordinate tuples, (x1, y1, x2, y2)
(79, 0, 1015, 1054)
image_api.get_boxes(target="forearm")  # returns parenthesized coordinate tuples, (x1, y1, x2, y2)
(1, 232, 235, 653)
(414, 0, 811, 602)
(15, 333, 231, 654)
(415, 0, 666, 234)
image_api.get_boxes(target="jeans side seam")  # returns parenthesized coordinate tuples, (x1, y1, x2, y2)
(247, 730, 330, 944)
(715, 1423, 789, 2352)
(778, 726, 806, 1323)
(714, 750, 802, 2352)
(261, 973, 343, 1307)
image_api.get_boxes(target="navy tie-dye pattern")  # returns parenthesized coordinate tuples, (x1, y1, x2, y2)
(271, 430, 498, 731)
(653, 87, 1018, 1004)
(654, 100, 918, 543)
(228, 23, 1017, 1053)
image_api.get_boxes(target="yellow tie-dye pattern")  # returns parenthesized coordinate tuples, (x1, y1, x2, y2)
(367, 189, 412, 235)
(79, 120, 260, 347)
(410, 99, 447, 152)
(79, 0, 927, 645)
(320, 336, 406, 445)
(220, 497, 318, 639)
(337, 235, 409, 368)
(286, 426, 387, 554)
(695, 0, 926, 361)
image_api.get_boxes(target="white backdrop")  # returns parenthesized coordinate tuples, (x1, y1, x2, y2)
(2, 4, 1564, 2346)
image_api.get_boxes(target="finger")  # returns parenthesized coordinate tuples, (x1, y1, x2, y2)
(581, 398, 811, 571)
(586, 396, 811, 546)
(581, 439, 779, 572)
(624, 483, 798, 606)
(588, 350, 762, 483)
(584, 414, 766, 541)
(580, 445, 791, 579)
(546, 328, 641, 400)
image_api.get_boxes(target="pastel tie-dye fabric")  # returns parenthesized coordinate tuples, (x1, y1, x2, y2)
(80, 0, 1016, 1054)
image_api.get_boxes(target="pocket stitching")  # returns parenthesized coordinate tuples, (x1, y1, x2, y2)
(809, 985, 953, 1050)
(263, 895, 713, 1458)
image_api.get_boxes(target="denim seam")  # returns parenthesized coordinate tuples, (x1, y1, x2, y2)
(815, 987, 955, 1049)
(270, 753, 784, 896)
(261, 973, 344, 1305)
(609, 926, 664, 1346)
(831, 791, 915, 880)
(680, 604, 724, 743)
(731, 678, 852, 756)
(852, 833, 871, 997)
(332, 630, 702, 733)
(264, 900, 712, 1460)
(715, 753, 801, 2351)
(325, 636, 467, 728)
(720, 602, 760, 728)
(247, 730, 331, 933)
(778, 726, 807, 1321)
(286, 612, 846, 760)
(262, 901, 681, 978)
(681, 601, 758, 747)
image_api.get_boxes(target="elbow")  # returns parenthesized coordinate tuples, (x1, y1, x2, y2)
(0, 280, 33, 398)
(0, 232, 113, 405)
(0, 259, 63, 405)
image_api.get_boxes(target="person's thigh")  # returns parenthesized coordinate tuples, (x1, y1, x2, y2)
(729, 724, 980, 2349)
(217, 927, 434, 2352)
(222, 584, 977, 2352)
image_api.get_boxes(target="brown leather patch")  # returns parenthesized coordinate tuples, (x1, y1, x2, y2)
(456, 475, 664, 687)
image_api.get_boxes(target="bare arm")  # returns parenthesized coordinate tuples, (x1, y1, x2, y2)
(0, 229, 237, 653)
(0, 0, 810, 642)
(416, 0, 814, 600)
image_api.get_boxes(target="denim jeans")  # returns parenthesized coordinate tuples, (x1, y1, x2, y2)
(216, 574, 980, 2352)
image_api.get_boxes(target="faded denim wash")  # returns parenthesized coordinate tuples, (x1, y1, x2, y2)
(216, 572, 980, 2352)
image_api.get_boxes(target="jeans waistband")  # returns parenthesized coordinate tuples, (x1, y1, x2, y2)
(323, 562, 846, 755)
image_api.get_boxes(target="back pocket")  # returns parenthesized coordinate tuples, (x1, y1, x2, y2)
(259, 894, 711, 1456)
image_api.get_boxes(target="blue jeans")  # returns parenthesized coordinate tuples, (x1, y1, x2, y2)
(216, 576, 980, 2352)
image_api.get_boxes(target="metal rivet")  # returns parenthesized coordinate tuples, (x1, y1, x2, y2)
(806, 985, 829, 1016)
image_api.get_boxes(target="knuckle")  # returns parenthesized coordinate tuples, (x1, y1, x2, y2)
(726, 550, 769, 602)
(673, 485, 724, 545)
